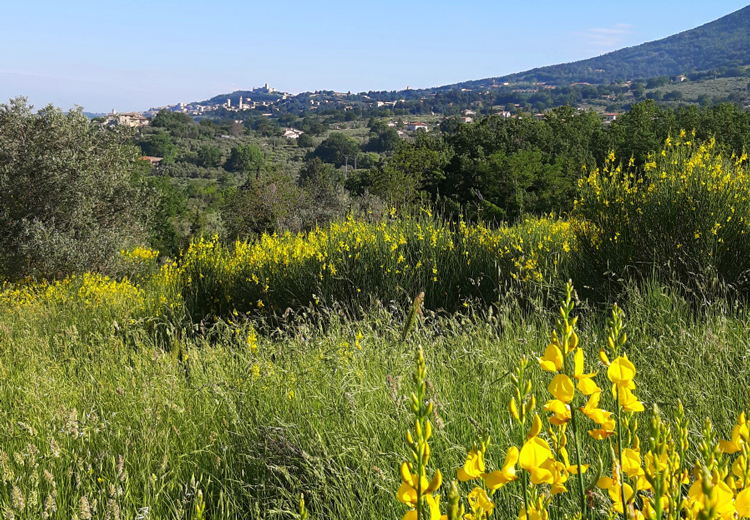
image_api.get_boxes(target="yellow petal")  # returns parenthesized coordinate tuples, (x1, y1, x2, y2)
(567, 461, 588, 474)
(458, 448, 484, 481)
(504, 446, 520, 468)
(527, 414, 542, 439)
(577, 376, 600, 396)
(622, 448, 642, 478)
(718, 439, 741, 454)
(397, 482, 418, 506)
(589, 428, 615, 440)
(468, 487, 494, 515)
(530, 466, 554, 485)
(714, 481, 735, 516)
(548, 374, 575, 403)
(520, 437, 553, 472)
(608, 355, 636, 387)
(425, 470, 442, 494)
(402, 510, 417, 520)
(736, 487, 750, 518)
(483, 469, 516, 490)
(510, 398, 520, 421)
(425, 494, 442, 520)
(544, 399, 571, 425)
(538, 343, 564, 372)
(400, 462, 412, 483)
(551, 482, 567, 495)
(619, 387, 645, 412)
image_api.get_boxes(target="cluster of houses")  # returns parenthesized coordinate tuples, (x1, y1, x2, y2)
(105, 110, 150, 128)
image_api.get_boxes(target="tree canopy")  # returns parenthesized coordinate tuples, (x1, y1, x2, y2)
(0, 97, 153, 279)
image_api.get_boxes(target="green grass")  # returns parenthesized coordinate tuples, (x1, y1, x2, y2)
(1, 278, 749, 519)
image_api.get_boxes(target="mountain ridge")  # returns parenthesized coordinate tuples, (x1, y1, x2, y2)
(452, 5, 750, 88)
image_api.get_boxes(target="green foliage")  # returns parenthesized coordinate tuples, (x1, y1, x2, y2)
(296, 132, 314, 148)
(365, 120, 400, 153)
(196, 143, 222, 167)
(147, 176, 188, 257)
(573, 135, 750, 301)
(151, 109, 198, 138)
(371, 137, 449, 209)
(177, 213, 571, 321)
(222, 173, 307, 239)
(312, 132, 361, 167)
(226, 143, 264, 176)
(423, 106, 602, 218)
(0, 97, 153, 280)
(141, 131, 177, 161)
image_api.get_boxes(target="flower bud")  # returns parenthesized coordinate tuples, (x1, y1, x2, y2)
(400, 462, 411, 482)
(527, 414, 542, 439)
(425, 470, 442, 494)
(510, 398, 520, 421)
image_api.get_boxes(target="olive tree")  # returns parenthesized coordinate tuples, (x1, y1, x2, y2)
(0, 97, 153, 279)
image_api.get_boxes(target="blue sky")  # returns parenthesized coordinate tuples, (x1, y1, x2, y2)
(1, 1, 747, 113)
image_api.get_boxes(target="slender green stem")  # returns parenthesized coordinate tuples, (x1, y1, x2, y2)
(615, 388, 629, 520)
(522, 467, 530, 519)
(569, 402, 588, 519)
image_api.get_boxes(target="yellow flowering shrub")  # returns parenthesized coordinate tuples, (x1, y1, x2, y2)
(175, 212, 574, 321)
(574, 134, 750, 300)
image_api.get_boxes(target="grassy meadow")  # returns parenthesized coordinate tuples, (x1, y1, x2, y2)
(3, 138, 750, 519)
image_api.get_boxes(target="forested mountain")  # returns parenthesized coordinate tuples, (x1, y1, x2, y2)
(457, 5, 750, 88)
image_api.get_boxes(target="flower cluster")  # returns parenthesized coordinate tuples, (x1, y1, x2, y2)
(174, 212, 574, 320)
(393, 284, 750, 520)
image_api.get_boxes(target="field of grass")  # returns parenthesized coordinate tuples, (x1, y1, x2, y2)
(1, 274, 749, 519)
(3, 139, 750, 519)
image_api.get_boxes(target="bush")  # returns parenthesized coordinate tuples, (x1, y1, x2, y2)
(177, 212, 573, 321)
(0, 98, 153, 280)
(573, 133, 750, 301)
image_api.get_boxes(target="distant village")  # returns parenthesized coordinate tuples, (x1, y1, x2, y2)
(104, 80, 634, 135)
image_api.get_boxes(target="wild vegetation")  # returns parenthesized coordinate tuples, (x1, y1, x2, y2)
(4, 94, 750, 519)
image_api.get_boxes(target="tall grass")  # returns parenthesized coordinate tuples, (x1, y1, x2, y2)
(0, 280, 748, 518)
(3, 136, 750, 517)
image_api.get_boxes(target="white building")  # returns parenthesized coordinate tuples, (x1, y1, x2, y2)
(283, 128, 304, 139)
(406, 122, 429, 132)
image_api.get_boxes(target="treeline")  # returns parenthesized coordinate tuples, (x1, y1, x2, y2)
(144, 100, 750, 243)
(346, 101, 750, 222)
(7, 95, 750, 283)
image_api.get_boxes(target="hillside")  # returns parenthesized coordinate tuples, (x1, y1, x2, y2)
(457, 4, 750, 87)
(177, 6, 750, 120)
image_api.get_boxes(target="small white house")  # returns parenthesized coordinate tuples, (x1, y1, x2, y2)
(283, 128, 304, 139)
(406, 122, 429, 132)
